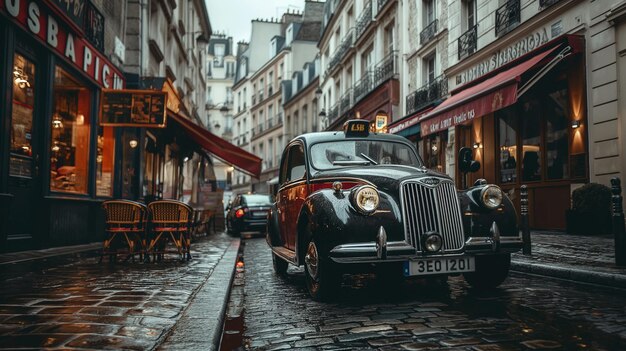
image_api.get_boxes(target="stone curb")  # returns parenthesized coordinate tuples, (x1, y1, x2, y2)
(0, 242, 102, 265)
(157, 238, 241, 351)
(511, 260, 626, 289)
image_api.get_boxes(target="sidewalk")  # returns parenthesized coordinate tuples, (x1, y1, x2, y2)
(511, 230, 626, 289)
(0, 233, 239, 350)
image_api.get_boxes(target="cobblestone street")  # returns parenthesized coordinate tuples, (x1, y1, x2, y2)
(0, 233, 236, 350)
(242, 237, 626, 350)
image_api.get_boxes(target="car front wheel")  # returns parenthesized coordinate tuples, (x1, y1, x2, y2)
(463, 253, 511, 289)
(304, 240, 340, 301)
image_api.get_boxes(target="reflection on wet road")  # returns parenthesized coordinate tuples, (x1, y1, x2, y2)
(242, 237, 626, 350)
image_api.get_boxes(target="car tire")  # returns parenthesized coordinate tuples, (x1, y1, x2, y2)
(463, 253, 511, 289)
(272, 253, 288, 276)
(304, 240, 341, 302)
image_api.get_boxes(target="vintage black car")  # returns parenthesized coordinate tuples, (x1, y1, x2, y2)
(267, 120, 523, 301)
(226, 193, 273, 235)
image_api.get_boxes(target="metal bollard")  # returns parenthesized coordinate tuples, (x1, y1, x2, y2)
(611, 177, 626, 266)
(521, 185, 531, 255)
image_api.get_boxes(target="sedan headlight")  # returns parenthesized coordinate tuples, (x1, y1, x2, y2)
(480, 185, 503, 209)
(351, 185, 379, 214)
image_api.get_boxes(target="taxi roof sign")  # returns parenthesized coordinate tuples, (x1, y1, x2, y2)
(343, 120, 370, 137)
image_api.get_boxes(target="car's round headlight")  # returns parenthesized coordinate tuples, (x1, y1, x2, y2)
(480, 185, 503, 209)
(352, 185, 379, 214)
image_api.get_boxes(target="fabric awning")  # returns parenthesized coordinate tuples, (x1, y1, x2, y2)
(419, 46, 561, 136)
(169, 112, 262, 178)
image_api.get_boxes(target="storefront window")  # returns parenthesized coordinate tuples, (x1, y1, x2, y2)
(121, 129, 140, 199)
(50, 66, 91, 194)
(521, 99, 542, 182)
(96, 126, 115, 197)
(545, 87, 569, 180)
(497, 108, 518, 183)
(10, 54, 36, 177)
(424, 133, 444, 172)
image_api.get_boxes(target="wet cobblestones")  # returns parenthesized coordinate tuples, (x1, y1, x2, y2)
(0, 233, 235, 350)
(242, 237, 626, 350)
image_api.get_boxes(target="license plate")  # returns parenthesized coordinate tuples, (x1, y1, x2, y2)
(403, 256, 475, 276)
(252, 211, 268, 218)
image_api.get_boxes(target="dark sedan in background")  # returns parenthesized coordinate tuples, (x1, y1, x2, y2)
(226, 194, 273, 236)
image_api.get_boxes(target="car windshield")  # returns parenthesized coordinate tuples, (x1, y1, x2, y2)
(242, 194, 273, 206)
(310, 140, 421, 170)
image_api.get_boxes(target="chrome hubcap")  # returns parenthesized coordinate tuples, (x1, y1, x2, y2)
(304, 242, 319, 281)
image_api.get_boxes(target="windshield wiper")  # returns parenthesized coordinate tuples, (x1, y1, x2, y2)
(332, 160, 371, 166)
(360, 153, 378, 165)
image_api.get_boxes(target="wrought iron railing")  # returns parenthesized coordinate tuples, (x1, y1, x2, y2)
(353, 71, 373, 103)
(495, 0, 520, 37)
(420, 19, 438, 45)
(373, 51, 398, 88)
(355, 3, 373, 41)
(405, 75, 448, 116)
(540, 0, 561, 8)
(458, 25, 477, 60)
(339, 89, 353, 117)
(327, 29, 355, 72)
(327, 103, 340, 123)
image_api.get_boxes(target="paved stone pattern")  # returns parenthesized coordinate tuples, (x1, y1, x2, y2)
(242, 237, 626, 350)
(0, 233, 234, 350)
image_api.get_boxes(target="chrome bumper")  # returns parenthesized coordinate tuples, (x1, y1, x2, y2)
(329, 223, 524, 264)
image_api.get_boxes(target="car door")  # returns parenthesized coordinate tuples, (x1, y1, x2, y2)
(277, 142, 308, 251)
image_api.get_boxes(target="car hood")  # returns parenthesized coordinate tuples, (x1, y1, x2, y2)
(310, 165, 452, 193)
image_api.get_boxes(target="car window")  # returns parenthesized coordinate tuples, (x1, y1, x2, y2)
(242, 194, 273, 206)
(286, 144, 306, 182)
(310, 140, 421, 170)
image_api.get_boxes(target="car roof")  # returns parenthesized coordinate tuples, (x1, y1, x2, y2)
(293, 131, 413, 146)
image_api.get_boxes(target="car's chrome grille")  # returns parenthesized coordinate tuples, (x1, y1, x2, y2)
(400, 179, 465, 253)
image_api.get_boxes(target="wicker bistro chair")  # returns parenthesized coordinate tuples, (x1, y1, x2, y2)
(101, 200, 148, 263)
(146, 200, 194, 261)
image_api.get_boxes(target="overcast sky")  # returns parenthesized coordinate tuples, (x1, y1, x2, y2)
(206, 0, 304, 44)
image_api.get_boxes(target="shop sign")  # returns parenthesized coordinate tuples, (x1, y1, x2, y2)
(1, 0, 124, 89)
(47, 0, 85, 29)
(100, 90, 167, 128)
(420, 85, 517, 136)
(455, 27, 550, 86)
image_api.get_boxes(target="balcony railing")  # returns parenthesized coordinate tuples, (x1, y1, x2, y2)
(373, 51, 398, 88)
(405, 75, 448, 116)
(353, 71, 373, 103)
(496, 0, 520, 37)
(327, 28, 355, 72)
(540, 0, 561, 8)
(458, 25, 477, 60)
(339, 89, 353, 117)
(420, 19, 438, 45)
(355, 3, 373, 41)
(327, 103, 340, 124)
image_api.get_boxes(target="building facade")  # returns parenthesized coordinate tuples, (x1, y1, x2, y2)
(318, 0, 402, 132)
(388, 0, 626, 230)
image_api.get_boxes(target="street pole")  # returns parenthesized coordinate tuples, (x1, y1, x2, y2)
(521, 185, 531, 255)
(611, 177, 625, 266)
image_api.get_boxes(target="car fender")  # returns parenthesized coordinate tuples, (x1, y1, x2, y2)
(266, 203, 283, 247)
(458, 186, 518, 237)
(296, 188, 404, 264)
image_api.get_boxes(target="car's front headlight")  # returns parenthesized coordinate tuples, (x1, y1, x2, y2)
(480, 185, 503, 209)
(351, 185, 379, 214)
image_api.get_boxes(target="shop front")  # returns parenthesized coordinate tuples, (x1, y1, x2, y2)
(418, 35, 588, 230)
(0, 1, 125, 251)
